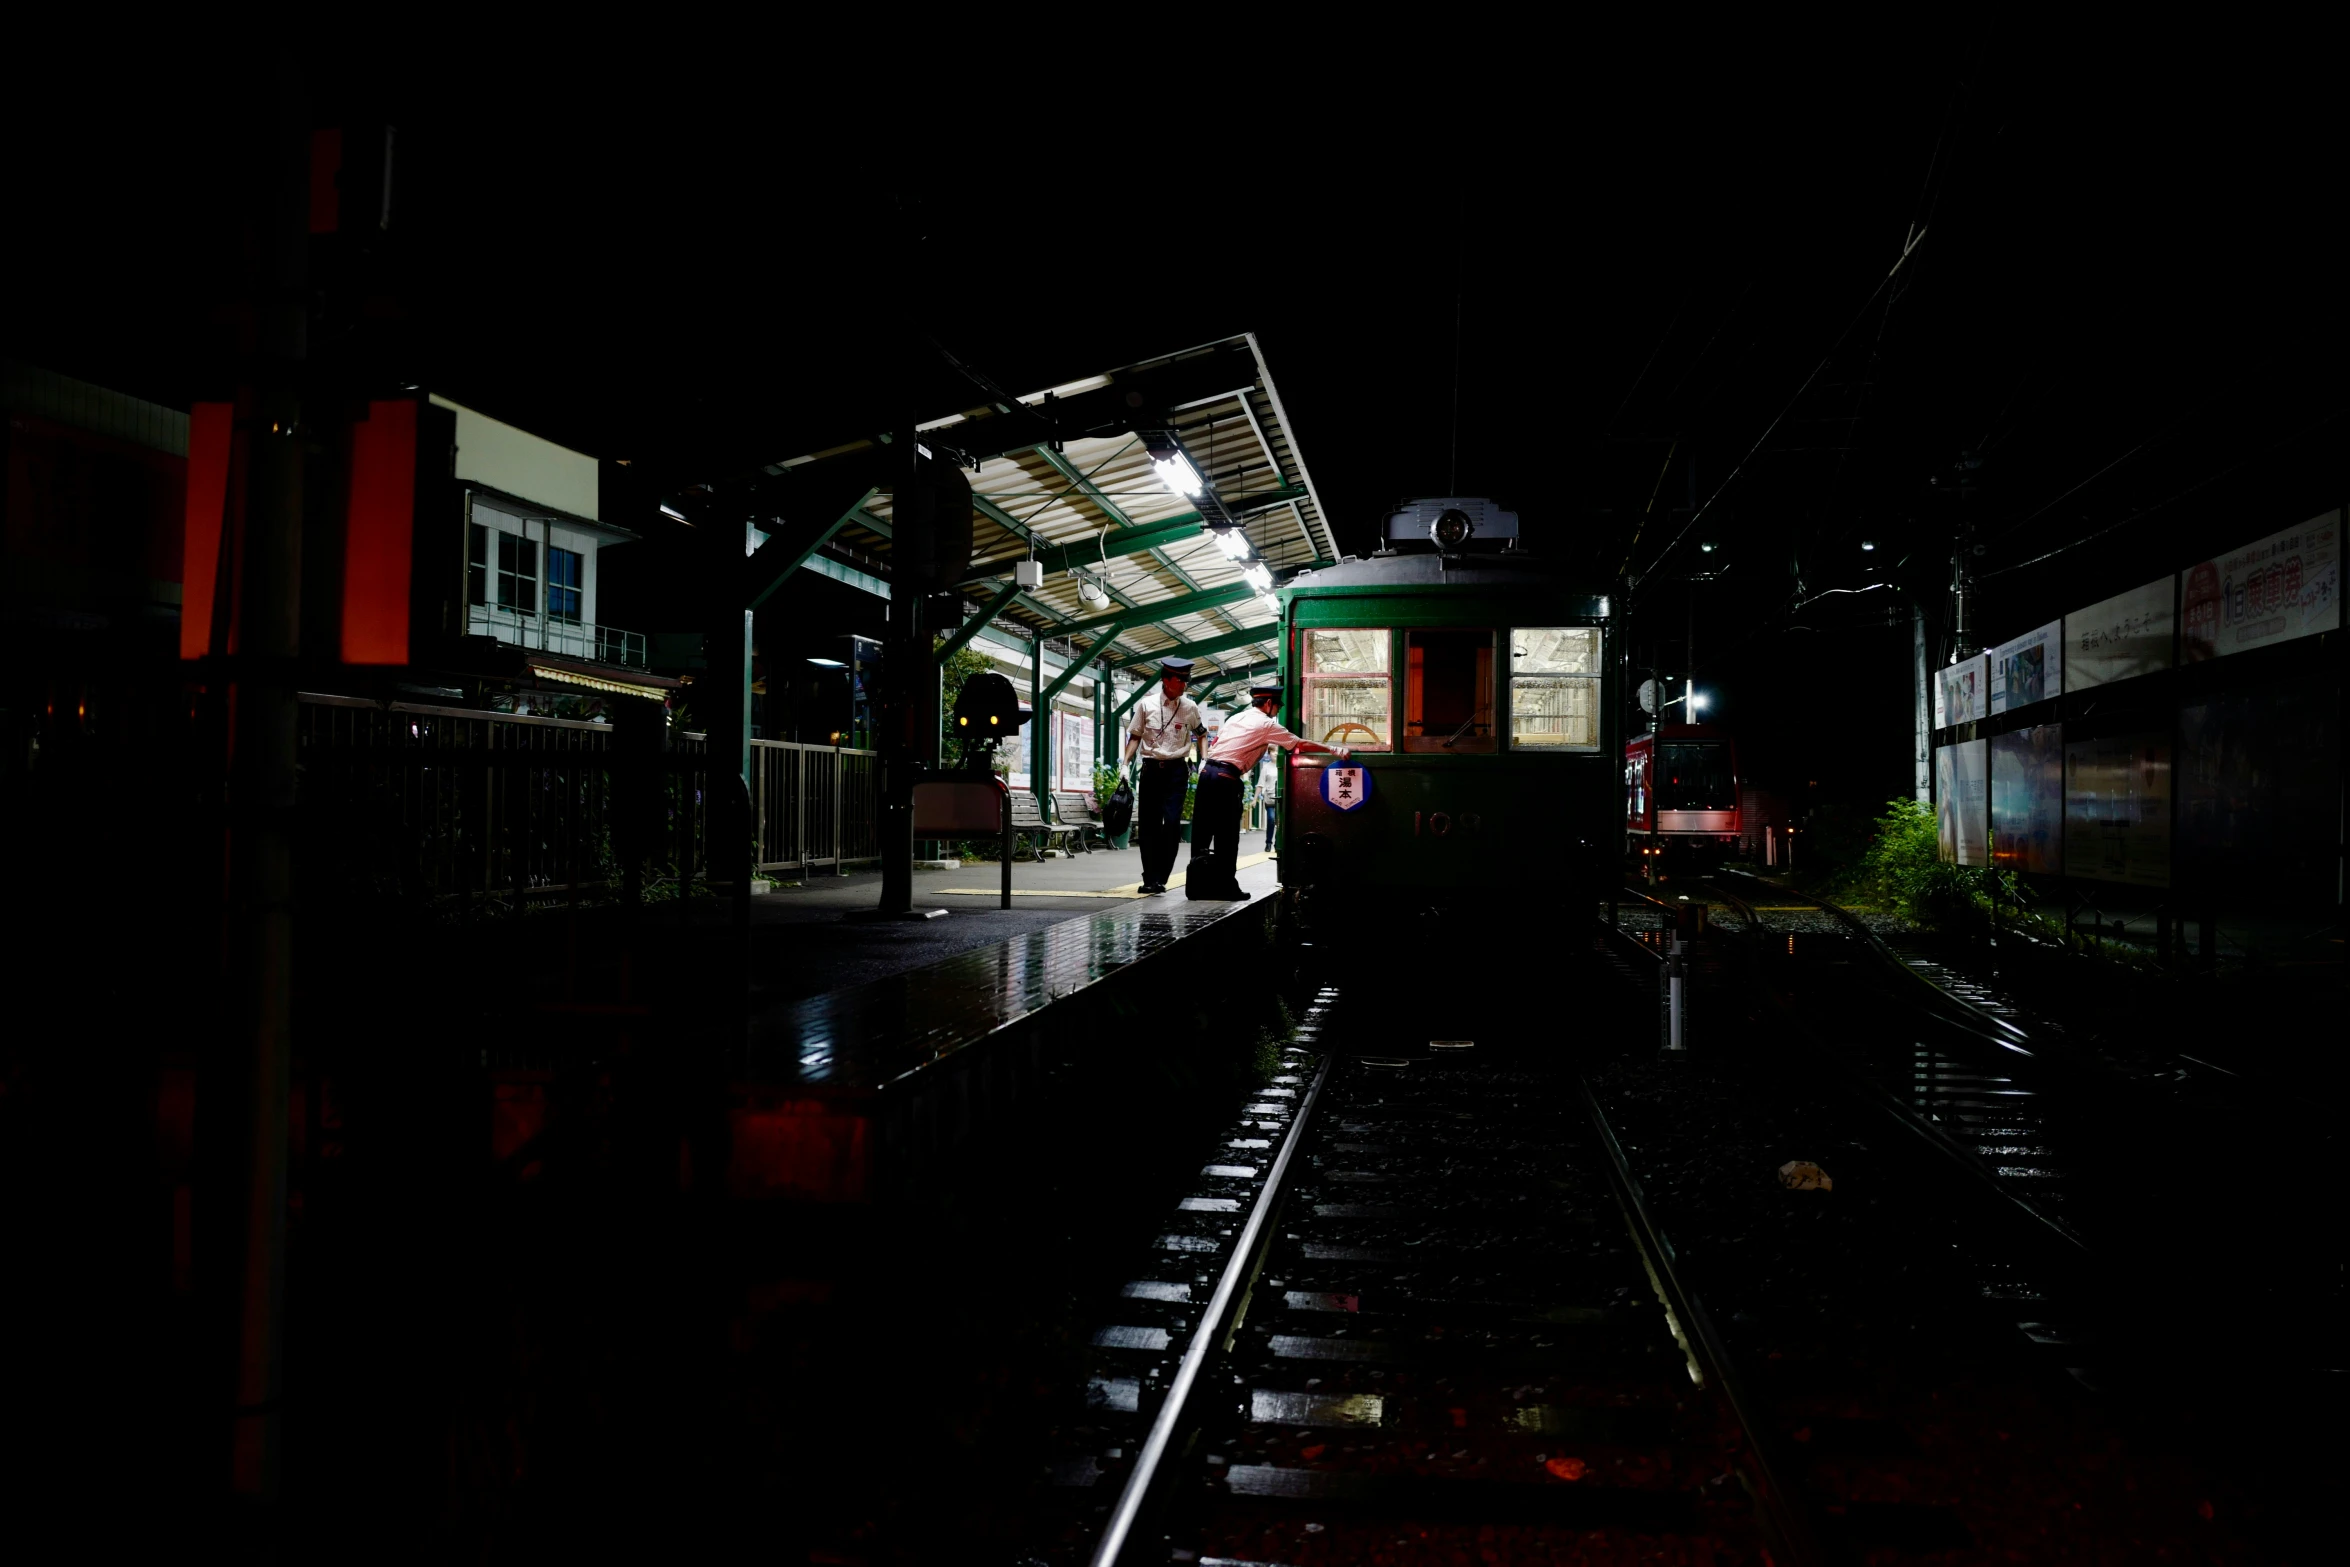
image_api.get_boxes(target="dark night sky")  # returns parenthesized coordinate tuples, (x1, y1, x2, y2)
(11, 34, 2341, 804)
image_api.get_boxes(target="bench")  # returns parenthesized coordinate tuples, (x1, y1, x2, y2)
(1051, 790, 1107, 849)
(1008, 791, 1083, 859)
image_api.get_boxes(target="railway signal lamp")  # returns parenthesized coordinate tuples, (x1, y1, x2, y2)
(951, 670, 1028, 753)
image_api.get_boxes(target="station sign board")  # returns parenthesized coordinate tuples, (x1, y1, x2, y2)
(1988, 620, 2061, 713)
(2065, 575, 2174, 690)
(2181, 510, 2342, 662)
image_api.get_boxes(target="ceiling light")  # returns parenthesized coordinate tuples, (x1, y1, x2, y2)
(807, 657, 847, 668)
(1078, 577, 1110, 609)
(1699, 541, 1716, 553)
(660, 503, 687, 521)
(1258, 594, 1280, 616)
(1212, 528, 1252, 561)
(1860, 540, 1877, 551)
(1242, 563, 1273, 592)
(1151, 453, 1202, 498)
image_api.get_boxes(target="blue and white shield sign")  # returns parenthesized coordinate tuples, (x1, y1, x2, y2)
(1320, 765, 1372, 812)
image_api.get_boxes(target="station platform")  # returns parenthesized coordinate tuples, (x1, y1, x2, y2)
(714, 847, 1286, 1203)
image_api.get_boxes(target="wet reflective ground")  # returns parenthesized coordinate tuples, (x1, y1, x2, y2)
(1021, 943, 1775, 1565)
(1641, 881, 2342, 1558)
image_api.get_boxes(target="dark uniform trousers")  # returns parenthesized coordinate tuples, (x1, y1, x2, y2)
(1186, 760, 1246, 899)
(1136, 757, 1189, 888)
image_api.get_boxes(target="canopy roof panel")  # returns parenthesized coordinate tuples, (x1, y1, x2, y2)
(779, 333, 1334, 680)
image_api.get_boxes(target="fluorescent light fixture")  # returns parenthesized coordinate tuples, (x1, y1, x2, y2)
(1212, 528, 1251, 561)
(1242, 563, 1273, 592)
(1257, 594, 1280, 616)
(807, 657, 847, 668)
(1860, 539, 1877, 551)
(659, 503, 686, 521)
(1151, 453, 1203, 498)
(1699, 541, 1716, 553)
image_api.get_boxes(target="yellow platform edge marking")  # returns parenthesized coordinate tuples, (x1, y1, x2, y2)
(936, 851, 1275, 900)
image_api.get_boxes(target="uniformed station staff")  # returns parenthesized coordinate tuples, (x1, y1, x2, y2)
(1122, 656, 1205, 895)
(1187, 678, 1350, 901)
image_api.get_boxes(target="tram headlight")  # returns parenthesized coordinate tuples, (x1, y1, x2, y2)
(1430, 508, 1474, 548)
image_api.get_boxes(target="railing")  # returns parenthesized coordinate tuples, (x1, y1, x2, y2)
(296, 695, 879, 910)
(466, 602, 649, 669)
(749, 738, 881, 874)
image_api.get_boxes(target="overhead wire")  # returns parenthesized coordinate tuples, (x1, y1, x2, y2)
(1635, 226, 1931, 589)
(1978, 403, 2348, 579)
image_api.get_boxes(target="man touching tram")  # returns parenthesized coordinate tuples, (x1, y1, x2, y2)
(1122, 656, 1205, 896)
(1187, 678, 1349, 901)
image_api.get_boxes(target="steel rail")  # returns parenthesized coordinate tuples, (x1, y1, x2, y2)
(1711, 866, 2033, 1054)
(1694, 872, 2089, 1257)
(1580, 1073, 1825, 1567)
(1088, 1045, 1336, 1567)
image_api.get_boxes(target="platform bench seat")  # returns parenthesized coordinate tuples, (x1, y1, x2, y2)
(1009, 792, 1082, 859)
(1050, 791, 1108, 848)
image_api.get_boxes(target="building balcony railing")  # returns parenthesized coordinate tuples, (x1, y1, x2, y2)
(468, 602, 648, 669)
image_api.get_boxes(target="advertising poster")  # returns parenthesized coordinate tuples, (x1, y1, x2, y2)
(1934, 738, 1989, 866)
(2180, 509, 2341, 662)
(2178, 686, 2341, 905)
(1989, 621, 2062, 713)
(1989, 724, 2064, 874)
(1933, 654, 1989, 730)
(2065, 576, 2175, 689)
(2063, 734, 2171, 887)
(1059, 713, 1093, 791)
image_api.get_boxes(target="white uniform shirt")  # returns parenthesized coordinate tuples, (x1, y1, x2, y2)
(1126, 690, 1204, 761)
(1207, 705, 1308, 773)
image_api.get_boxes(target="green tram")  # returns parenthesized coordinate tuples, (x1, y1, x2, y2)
(1272, 498, 1618, 928)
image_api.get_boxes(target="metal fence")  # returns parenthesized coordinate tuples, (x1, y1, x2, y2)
(751, 739, 881, 874)
(296, 695, 879, 910)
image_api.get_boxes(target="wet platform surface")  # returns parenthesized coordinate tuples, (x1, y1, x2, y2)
(737, 853, 1282, 1094)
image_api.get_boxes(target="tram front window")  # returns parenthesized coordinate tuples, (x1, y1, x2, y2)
(1404, 629, 1494, 751)
(1656, 743, 1735, 810)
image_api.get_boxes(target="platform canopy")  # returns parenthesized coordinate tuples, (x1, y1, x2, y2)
(759, 333, 1338, 684)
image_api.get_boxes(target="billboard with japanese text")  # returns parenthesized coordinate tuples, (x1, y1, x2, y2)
(2180, 510, 2341, 662)
(1935, 738, 1988, 866)
(2065, 575, 2174, 690)
(1989, 621, 2061, 713)
(1933, 654, 1988, 730)
(2063, 733, 2170, 887)
(1990, 723, 2063, 875)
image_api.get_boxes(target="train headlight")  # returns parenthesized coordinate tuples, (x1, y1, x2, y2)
(1430, 508, 1474, 548)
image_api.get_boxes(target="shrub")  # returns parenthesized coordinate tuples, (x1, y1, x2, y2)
(1859, 797, 2018, 929)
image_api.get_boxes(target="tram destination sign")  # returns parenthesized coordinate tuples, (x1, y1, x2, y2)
(1320, 766, 1372, 811)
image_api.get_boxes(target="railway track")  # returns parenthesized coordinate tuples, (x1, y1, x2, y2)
(1009, 889, 2307, 1564)
(1027, 958, 1810, 1566)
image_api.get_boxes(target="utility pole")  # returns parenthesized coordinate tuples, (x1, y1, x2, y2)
(222, 54, 311, 1506)
(1912, 605, 1931, 802)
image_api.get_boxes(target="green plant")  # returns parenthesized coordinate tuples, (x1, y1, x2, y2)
(1092, 762, 1123, 801)
(1181, 772, 1197, 822)
(935, 637, 996, 766)
(1859, 796, 2018, 928)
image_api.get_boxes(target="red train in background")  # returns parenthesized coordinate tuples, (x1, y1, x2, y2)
(1625, 723, 1743, 863)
